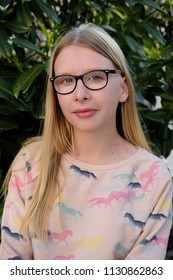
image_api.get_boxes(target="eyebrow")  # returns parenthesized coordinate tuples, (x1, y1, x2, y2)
(53, 67, 115, 76)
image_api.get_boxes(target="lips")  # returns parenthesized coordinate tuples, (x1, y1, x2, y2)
(73, 108, 97, 118)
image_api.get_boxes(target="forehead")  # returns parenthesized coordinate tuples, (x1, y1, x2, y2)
(53, 45, 114, 75)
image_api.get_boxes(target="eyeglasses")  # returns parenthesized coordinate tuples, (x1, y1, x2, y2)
(50, 69, 121, 95)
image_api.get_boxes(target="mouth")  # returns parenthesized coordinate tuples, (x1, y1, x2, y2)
(73, 108, 97, 118)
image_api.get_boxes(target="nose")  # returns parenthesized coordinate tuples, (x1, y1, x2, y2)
(74, 79, 90, 102)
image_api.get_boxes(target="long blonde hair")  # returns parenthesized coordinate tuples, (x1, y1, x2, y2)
(4, 23, 152, 241)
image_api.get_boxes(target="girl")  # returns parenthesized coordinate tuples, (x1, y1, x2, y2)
(0, 23, 172, 260)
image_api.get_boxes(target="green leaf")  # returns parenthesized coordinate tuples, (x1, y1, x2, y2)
(112, 8, 126, 20)
(5, 3, 32, 33)
(13, 64, 45, 98)
(0, 0, 12, 8)
(102, 25, 118, 34)
(144, 23, 165, 45)
(127, 0, 163, 12)
(0, 79, 28, 111)
(5, 22, 31, 33)
(0, 79, 12, 96)
(124, 35, 141, 52)
(38, 22, 49, 37)
(86, 1, 102, 12)
(35, 0, 61, 24)
(141, 0, 163, 12)
(166, 65, 173, 78)
(12, 38, 44, 55)
(0, 26, 12, 59)
(16, 2, 33, 27)
(144, 111, 165, 124)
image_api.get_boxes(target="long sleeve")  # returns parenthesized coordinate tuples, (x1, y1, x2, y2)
(125, 163, 173, 260)
(0, 150, 35, 260)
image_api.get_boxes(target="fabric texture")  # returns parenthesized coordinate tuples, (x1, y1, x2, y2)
(0, 141, 172, 260)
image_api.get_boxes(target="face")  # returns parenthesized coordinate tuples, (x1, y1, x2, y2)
(53, 45, 128, 134)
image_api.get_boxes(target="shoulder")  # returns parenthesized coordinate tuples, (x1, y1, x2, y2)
(135, 148, 171, 176)
(11, 138, 42, 182)
(134, 148, 173, 207)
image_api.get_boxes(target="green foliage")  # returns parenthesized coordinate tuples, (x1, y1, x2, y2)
(0, 0, 173, 257)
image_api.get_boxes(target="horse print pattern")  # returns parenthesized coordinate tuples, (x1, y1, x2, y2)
(0, 143, 172, 260)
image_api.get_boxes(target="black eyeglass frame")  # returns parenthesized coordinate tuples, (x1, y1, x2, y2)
(50, 69, 122, 95)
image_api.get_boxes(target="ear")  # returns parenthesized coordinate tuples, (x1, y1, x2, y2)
(119, 77, 129, 103)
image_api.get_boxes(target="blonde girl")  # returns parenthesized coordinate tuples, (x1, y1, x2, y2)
(0, 23, 172, 260)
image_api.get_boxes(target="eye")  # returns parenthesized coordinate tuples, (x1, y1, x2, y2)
(90, 75, 103, 81)
(57, 76, 74, 86)
(61, 77, 73, 84)
(86, 71, 105, 82)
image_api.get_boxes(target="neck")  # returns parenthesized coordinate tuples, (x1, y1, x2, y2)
(71, 128, 130, 164)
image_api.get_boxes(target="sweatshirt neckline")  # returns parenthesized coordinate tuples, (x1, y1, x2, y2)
(63, 147, 146, 171)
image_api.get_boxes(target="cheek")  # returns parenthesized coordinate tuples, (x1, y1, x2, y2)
(57, 95, 66, 110)
(105, 86, 122, 105)
(57, 95, 71, 119)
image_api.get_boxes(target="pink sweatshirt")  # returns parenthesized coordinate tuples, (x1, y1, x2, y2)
(0, 141, 172, 260)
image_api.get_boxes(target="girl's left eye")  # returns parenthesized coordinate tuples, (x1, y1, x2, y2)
(91, 75, 102, 80)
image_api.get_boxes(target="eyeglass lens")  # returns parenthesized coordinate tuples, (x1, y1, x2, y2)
(53, 70, 108, 94)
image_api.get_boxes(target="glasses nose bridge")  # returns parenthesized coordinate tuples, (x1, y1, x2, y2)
(75, 74, 85, 88)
